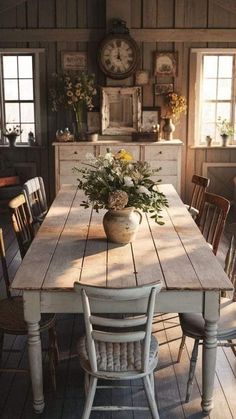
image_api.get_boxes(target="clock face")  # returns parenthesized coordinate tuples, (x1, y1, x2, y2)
(98, 35, 139, 79)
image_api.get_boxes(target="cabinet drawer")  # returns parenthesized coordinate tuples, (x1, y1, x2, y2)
(150, 160, 177, 176)
(60, 161, 86, 176)
(99, 145, 140, 160)
(144, 145, 179, 161)
(59, 145, 96, 160)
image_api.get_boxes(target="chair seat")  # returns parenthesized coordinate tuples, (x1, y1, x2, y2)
(179, 298, 236, 340)
(184, 204, 199, 220)
(78, 335, 158, 372)
(0, 296, 56, 334)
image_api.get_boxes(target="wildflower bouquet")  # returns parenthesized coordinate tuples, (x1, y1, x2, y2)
(74, 149, 168, 224)
(3, 124, 22, 138)
(50, 71, 97, 136)
(216, 117, 234, 136)
(164, 92, 187, 122)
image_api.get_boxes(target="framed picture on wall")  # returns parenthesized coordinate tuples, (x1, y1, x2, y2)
(154, 83, 174, 95)
(87, 110, 100, 132)
(135, 70, 149, 86)
(61, 51, 87, 71)
(154, 52, 178, 76)
(142, 107, 161, 131)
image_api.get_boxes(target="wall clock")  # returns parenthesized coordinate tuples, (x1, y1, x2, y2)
(98, 20, 140, 80)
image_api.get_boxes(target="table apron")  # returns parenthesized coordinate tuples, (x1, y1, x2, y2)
(22, 290, 208, 314)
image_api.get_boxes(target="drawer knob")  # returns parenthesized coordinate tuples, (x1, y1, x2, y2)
(159, 151, 163, 154)
(74, 151, 78, 154)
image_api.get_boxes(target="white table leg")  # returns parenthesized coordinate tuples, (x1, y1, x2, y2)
(24, 291, 45, 414)
(202, 291, 220, 414)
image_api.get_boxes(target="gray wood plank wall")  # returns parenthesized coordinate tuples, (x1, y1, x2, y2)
(0, 0, 236, 203)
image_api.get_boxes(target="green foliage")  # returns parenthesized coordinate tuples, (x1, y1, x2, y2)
(73, 149, 168, 225)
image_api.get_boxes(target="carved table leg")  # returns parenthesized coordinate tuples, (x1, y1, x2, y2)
(202, 291, 220, 414)
(24, 291, 45, 414)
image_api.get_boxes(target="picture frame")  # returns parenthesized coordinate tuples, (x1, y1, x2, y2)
(61, 51, 87, 71)
(142, 107, 161, 132)
(154, 83, 174, 96)
(87, 110, 100, 132)
(101, 87, 142, 135)
(135, 70, 149, 86)
(154, 52, 178, 76)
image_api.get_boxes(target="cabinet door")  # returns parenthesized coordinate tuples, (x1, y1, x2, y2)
(144, 145, 178, 161)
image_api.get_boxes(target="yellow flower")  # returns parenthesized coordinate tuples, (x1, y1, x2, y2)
(114, 149, 133, 161)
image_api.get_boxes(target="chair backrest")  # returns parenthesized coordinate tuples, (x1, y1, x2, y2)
(8, 193, 35, 259)
(0, 228, 11, 298)
(23, 177, 48, 224)
(225, 234, 236, 301)
(74, 282, 162, 375)
(188, 174, 210, 213)
(196, 192, 230, 255)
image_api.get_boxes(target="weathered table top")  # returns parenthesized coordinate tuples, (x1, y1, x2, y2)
(11, 184, 232, 292)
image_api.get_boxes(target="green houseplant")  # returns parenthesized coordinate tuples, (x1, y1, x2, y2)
(217, 117, 234, 146)
(74, 148, 168, 244)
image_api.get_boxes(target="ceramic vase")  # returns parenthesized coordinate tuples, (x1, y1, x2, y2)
(162, 118, 175, 141)
(103, 207, 142, 244)
(5, 134, 17, 147)
(221, 134, 228, 147)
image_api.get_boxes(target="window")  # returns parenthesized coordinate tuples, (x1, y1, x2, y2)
(191, 49, 236, 145)
(0, 50, 42, 144)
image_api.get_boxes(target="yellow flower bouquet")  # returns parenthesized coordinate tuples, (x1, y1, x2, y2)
(164, 92, 187, 122)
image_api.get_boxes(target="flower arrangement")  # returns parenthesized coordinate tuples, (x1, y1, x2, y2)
(164, 92, 187, 122)
(216, 117, 234, 137)
(2, 125, 22, 138)
(50, 71, 97, 136)
(74, 148, 168, 224)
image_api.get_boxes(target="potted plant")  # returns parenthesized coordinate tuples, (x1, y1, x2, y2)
(73, 149, 168, 244)
(2, 125, 22, 147)
(163, 92, 187, 140)
(216, 117, 234, 146)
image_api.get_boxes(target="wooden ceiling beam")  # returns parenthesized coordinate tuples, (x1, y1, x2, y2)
(0, 28, 236, 43)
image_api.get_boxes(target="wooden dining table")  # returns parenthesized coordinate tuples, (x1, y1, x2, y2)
(11, 184, 232, 414)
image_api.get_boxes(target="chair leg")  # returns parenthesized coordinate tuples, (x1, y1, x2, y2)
(84, 372, 90, 397)
(177, 334, 186, 363)
(82, 375, 97, 419)
(185, 339, 199, 403)
(143, 375, 159, 419)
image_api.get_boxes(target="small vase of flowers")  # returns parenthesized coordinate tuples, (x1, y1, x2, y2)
(162, 92, 187, 140)
(50, 71, 97, 140)
(74, 149, 168, 244)
(2, 125, 22, 147)
(216, 117, 234, 146)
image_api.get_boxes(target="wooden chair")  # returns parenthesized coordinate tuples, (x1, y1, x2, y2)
(185, 174, 210, 220)
(177, 234, 236, 403)
(195, 192, 230, 255)
(0, 228, 59, 387)
(23, 176, 48, 225)
(74, 282, 162, 419)
(8, 193, 35, 259)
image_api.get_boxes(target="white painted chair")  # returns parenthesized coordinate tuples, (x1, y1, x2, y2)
(177, 234, 236, 403)
(23, 176, 48, 225)
(74, 282, 162, 419)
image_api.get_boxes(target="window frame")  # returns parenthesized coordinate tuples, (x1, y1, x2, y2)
(0, 48, 44, 146)
(190, 48, 236, 147)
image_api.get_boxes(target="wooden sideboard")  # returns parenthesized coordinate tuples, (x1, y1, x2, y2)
(53, 140, 183, 194)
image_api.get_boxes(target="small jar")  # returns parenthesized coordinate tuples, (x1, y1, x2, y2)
(206, 135, 212, 147)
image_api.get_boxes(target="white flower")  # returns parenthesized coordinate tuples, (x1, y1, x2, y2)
(103, 152, 113, 162)
(85, 153, 96, 162)
(137, 186, 151, 196)
(123, 176, 134, 187)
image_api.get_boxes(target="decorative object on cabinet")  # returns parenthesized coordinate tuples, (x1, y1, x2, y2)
(162, 117, 175, 141)
(155, 83, 174, 95)
(98, 19, 140, 79)
(2, 125, 22, 147)
(87, 111, 100, 132)
(142, 107, 161, 132)
(61, 51, 87, 71)
(74, 148, 168, 241)
(154, 52, 178, 76)
(56, 128, 74, 142)
(164, 91, 187, 122)
(131, 132, 158, 142)
(50, 71, 97, 140)
(135, 70, 149, 85)
(101, 86, 142, 135)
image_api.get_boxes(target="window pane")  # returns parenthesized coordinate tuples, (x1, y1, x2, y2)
(3, 56, 17, 78)
(202, 103, 216, 122)
(203, 56, 218, 77)
(18, 56, 33, 78)
(203, 79, 217, 100)
(201, 123, 215, 139)
(21, 124, 35, 142)
(19, 79, 34, 100)
(4, 79, 18, 100)
(5, 103, 19, 123)
(218, 56, 233, 77)
(216, 103, 231, 120)
(20, 103, 34, 122)
(217, 79, 232, 100)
